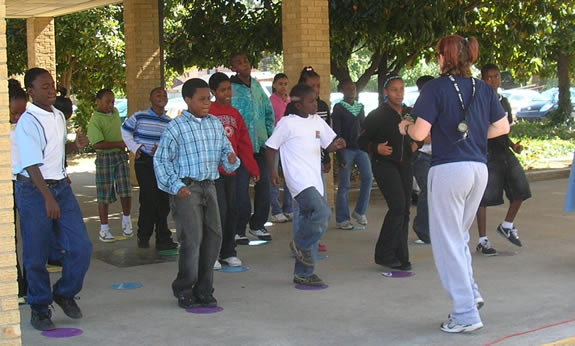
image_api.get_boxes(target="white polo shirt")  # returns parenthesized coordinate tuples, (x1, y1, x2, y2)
(13, 103, 67, 180)
(266, 113, 336, 197)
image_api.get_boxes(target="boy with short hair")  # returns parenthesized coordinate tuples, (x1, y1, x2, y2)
(154, 78, 240, 309)
(87, 89, 133, 242)
(229, 53, 275, 243)
(121, 87, 177, 250)
(266, 84, 346, 286)
(476, 64, 531, 256)
(209, 72, 260, 268)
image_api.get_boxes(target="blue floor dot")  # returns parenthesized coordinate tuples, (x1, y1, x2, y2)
(218, 266, 249, 273)
(110, 282, 143, 290)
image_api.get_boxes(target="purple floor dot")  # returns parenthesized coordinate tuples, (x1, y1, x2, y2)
(382, 271, 415, 278)
(496, 251, 517, 256)
(186, 306, 224, 314)
(295, 284, 328, 290)
(218, 266, 249, 273)
(42, 328, 83, 338)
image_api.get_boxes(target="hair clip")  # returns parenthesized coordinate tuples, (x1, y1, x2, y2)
(464, 37, 469, 42)
(305, 66, 314, 72)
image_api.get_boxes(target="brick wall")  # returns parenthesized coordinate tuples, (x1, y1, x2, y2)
(1, 0, 22, 344)
(26, 17, 56, 79)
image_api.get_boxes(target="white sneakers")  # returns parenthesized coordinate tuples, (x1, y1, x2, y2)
(220, 256, 242, 267)
(351, 211, 368, 225)
(270, 213, 289, 223)
(122, 221, 134, 237)
(213, 260, 222, 270)
(99, 229, 115, 243)
(440, 317, 483, 333)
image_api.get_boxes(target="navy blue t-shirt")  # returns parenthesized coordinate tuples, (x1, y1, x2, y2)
(411, 75, 505, 166)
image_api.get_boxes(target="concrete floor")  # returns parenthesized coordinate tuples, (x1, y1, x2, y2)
(19, 170, 575, 346)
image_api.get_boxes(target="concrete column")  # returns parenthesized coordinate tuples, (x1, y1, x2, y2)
(123, 0, 164, 185)
(282, 0, 335, 204)
(1, 1, 23, 344)
(26, 17, 56, 78)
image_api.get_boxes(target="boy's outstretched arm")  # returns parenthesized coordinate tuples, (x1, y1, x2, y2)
(326, 137, 346, 153)
(265, 146, 281, 187)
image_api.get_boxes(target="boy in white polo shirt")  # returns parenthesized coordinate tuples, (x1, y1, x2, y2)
(266, 84, 345, 286)
(14, 68, 92, 331)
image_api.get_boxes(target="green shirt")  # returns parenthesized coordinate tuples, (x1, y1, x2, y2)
(87, 108, 123, 152)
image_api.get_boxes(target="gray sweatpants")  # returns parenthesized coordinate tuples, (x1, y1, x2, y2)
(428, 161, 487, 325)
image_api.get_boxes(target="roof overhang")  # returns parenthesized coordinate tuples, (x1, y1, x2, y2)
(7, 0, 122, 18)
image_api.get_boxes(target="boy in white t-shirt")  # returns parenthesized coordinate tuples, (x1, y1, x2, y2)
(266, 84, 346, 286)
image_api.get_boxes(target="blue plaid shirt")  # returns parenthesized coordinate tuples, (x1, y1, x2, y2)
(154, 110, 240, 195)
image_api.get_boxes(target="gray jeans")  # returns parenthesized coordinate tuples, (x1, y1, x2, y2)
(170, 180, 222, 298)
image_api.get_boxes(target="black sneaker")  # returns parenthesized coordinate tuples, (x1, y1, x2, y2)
(53, 294, 82, 319)
(234, 234, 249, 245)
(496, 224, 523, 247)
(375, 258, 402, 268)
(138, 239, 150, 249)
(177, 295, 200, 309)
(476, 241, 497, 256)
(249, 227, 272, 240)
(156, 240, 178, 251)
(391, 262, 412, 271)
(293, 274, 325, 286)
(196, 294, 217, 308)
(289, 241, 314, 266)
(31, 310, 56, 331)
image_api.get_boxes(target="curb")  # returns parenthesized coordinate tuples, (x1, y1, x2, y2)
(525, 168, 570, 182)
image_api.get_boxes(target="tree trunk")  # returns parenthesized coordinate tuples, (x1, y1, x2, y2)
(377, 56, 389, 106)
(554, 52, 571, 124)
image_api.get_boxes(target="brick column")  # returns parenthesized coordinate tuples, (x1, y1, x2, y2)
(1, 1, 22, 344)
(123, 0, 164, 185)
(26, 17, 56, 78)
(282, 0, 335, 204)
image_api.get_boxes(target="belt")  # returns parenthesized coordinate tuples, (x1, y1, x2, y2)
(17, 174, 66, 186)
(181, 177, 214, 186)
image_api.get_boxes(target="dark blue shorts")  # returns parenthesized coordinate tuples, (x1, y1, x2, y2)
(480, 149, 531, 207)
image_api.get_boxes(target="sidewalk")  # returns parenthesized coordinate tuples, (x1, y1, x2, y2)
(20, 166, 575, 345)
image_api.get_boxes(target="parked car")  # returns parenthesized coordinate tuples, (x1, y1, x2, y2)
(115, 98, 128, 122)
(516, 87, 575, 121)
(500, 88, 541, 119)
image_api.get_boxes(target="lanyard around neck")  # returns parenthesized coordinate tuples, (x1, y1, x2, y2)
(447, 74, 475, 112)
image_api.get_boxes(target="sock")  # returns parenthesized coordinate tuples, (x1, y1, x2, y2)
(100, 224, 110, 232)
(122, 215, 131, 224)
(502, 221, 514, 229)
(479, 236, 488, 244)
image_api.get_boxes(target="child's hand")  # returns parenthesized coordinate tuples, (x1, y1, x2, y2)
(228, 152, 237, 164)
(334, 138, 346, 150)
(411, 142, 419, 152)
(250, 175, 260, 183)
(74, 131, 89, 150)
(45, 195, 61, 219)
(377, 141, 393, 156)
(398, 119, 413, 135)
(512, 140, 523, 154)
(270, 172, 281, 187)
(177, 186, 191, 199)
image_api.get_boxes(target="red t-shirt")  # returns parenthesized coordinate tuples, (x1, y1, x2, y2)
(210, 102, 260, 177)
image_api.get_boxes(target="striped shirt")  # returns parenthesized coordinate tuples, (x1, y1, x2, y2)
(121, 108, 171, 156)
(153, 110, 240, 195)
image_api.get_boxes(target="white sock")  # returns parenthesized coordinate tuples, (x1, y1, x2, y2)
(100, 224, 110, 232)
(502, 221, 514, 229)
(479, 236, 488, 244)
(122, 215, 131, 224)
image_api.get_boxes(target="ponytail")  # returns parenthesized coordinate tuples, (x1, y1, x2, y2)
(437, 35, 479, 78)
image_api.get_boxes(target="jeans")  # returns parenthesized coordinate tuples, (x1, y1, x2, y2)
(15, 180, 92, 312)
(236, 148, 270, 235)
(372, 159, 412, 265)
(270, 154, 293, 216)
(335, 149, 373, 223)
(293, 187, 331, 277)
(134, 154, 172, 244)
(412, 151, 431, 243)
(171, 181, 222, 298)
(215, 174, 238, 259)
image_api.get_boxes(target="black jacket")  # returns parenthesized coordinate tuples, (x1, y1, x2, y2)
(332, 102, 365, 150)
(358, 103, 418, 163)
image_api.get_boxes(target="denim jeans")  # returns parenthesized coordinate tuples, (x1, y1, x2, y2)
(270, 153, 293, 215)
(235, 148, 270, 235)
(15, 180, 92, 312)
(335, 149, 373, 223)
(171, 181, 222, 298)
(412, 151, 431, 243)
(293, 187, 331, 277)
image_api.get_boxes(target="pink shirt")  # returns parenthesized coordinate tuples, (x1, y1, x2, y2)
(270, 93, 290, 125)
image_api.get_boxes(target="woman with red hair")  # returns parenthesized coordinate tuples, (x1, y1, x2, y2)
(399, 35, 510, 333)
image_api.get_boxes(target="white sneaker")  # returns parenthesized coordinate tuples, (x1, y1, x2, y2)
(249, 228, 272, 240)
(122, 221, 134, 237)
(336, 220, 354, 230)
(220, 256, 242, 267)
(270, 213, 289, 223)
(440, 317, 483, 333)
(475, 297, 484, 310)
(352, 211, 368, 225)
(213, 260, 222, 270)
(284, 212, 294, 221)
(99, 229, 116, 243)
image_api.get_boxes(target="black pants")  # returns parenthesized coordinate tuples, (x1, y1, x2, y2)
(134, 154, 171, 244)
(372, 159, 412, 265)
(215, 174, 237, 259)
(235, 148, 270, 235)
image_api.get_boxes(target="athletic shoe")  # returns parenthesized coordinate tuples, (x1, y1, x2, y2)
(235, 234, 249, 245)
(497, 224, 523, 247)
(249, 228, 272, 240)
(475, 297, 484, 310)
(270, 213, 289, 223)
(440, 317, 483, 333)
(213, 260, 221, 270)
(99, 229, 115, 243)
(336, 220, 354, 230)
(293, 274, 325, 286)
(351, 211, 368, 225)
(31, 309, 56, 331)
(476, 240, 497, 256)
(318, 243, 327, 252)
(122, 221, 134, 237)
(391, 262, 412, 271)
(220, 256, 242, 267)
(196, 294, 218, 308)
(53, 294, 82, 319)
(284, 212, 294, 221)
(18, 296, 26, 305)
(156, 240, 178, 251)
(290, 240, 314, 266)
(138, 239, 150, 249)
(178, 295, 200, 309)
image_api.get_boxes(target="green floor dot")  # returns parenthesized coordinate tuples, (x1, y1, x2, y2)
(158, 249, 179, 256)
